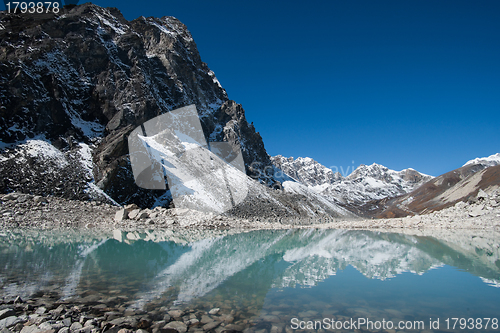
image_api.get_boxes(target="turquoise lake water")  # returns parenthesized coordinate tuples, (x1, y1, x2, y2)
(1, 228, 500, 332)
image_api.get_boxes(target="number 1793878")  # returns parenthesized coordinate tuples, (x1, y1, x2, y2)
(5, 2, 60, 14)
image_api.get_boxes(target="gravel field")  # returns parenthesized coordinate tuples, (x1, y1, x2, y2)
(1, 189, 499, 231)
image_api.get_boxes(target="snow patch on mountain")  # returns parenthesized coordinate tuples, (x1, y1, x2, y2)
(0, 137, 115, 203)
(22, 138, 69, 167)
(463, 153, 500, 168)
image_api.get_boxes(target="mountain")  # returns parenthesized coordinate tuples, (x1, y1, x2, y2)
(366, 155, 500, 218)
(0, 5, 280, 206)
(270, 155, 342, 186)
(0, 5, 355, 219)
(271, 156, 433, 208)
(463, 153, 500, 168)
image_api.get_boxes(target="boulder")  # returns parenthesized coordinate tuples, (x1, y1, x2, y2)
(477, 189, 488, 201)
(3, 192, 20, 201)
(124, 204, 139, 212)
(163, 322, 187, 333)
(34, 196, 49, 204)
(128, 209, 141, 220)
(114, 209, 128, 222)
(0, 316, 23, 329)
(208, 308, 220, 315)
(469, 205, 485, 217)
(0, 309, 15, 321)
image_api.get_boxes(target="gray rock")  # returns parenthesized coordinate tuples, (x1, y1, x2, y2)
(49, 305, 66, 316)
(167, 310, 183, 319)
(222, 324, 245, 332)
(3, 192, 20, 201)
(16, 194, 30, 203)
(477, 189, 488, 200)
(0, 309, 15, 321)
(74, 327, 92, 333)
(137, 211, 150, 220)
(58, 328, 70, 333)
(163, 321, 187, 333)
(51, 323, 65, 331)
(128, 209, 141, 220)
(35, 307, 47, 315)
(33, 315, 48, 326)
(200, 315, 213, 324)
(0, 316, 23, 329)
(115, 209, 129, 222)
(208, 308, 220, 315)
(468, 196, 478, 205)
(469, 205, 485, 217)
(202, 321, 220, 331)
(70, 322, 83, 332)
(186, 318, 199, 326)
(124, 204, 140, 212)
(39, 322, 54, 331)
(20, 325, 42, 333)
(109, 317, 138, 328)
(62, 318, 72, 327)
(34, 196, 49, 204)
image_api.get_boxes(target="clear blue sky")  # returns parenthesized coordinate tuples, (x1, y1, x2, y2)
(3, 0, 499, 176)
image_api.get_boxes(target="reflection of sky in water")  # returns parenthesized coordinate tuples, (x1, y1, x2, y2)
(1, 228, 500, 322)
(263, 264, 500, 321)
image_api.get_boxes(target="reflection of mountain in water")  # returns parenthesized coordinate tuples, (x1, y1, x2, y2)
(275, 230, 442, 287)
(1, 228, 500, 305)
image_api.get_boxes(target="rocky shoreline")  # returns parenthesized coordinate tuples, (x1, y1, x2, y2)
(0, 290, 278, 333)
(1, 189, 500, 231)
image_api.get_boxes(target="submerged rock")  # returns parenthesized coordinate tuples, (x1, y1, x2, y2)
(163, 321, 187, 333)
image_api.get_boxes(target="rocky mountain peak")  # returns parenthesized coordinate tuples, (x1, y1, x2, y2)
(0, 4, 276, 207)
(463, 153, 500, 168)
(347, 163, 432, 186)
(270, 155, 343, 187)
(347, 163, 390, 181)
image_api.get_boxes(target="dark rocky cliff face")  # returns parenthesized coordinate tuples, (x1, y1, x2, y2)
(0, 4, 275, 207)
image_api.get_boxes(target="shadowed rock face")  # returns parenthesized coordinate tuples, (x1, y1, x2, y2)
(0, 4, 275, 206)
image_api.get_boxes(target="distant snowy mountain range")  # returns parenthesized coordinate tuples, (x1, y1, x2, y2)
(271, 153, 500, 217)
(271, 155, 433, 206)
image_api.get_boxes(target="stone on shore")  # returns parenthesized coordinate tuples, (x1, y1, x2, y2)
(114, 209, 128, 222)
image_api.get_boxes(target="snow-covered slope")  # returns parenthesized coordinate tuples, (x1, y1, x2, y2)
(271, 156, 433, 206)
(463, 153, 500, 168)
(281, 181, 357, 218)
